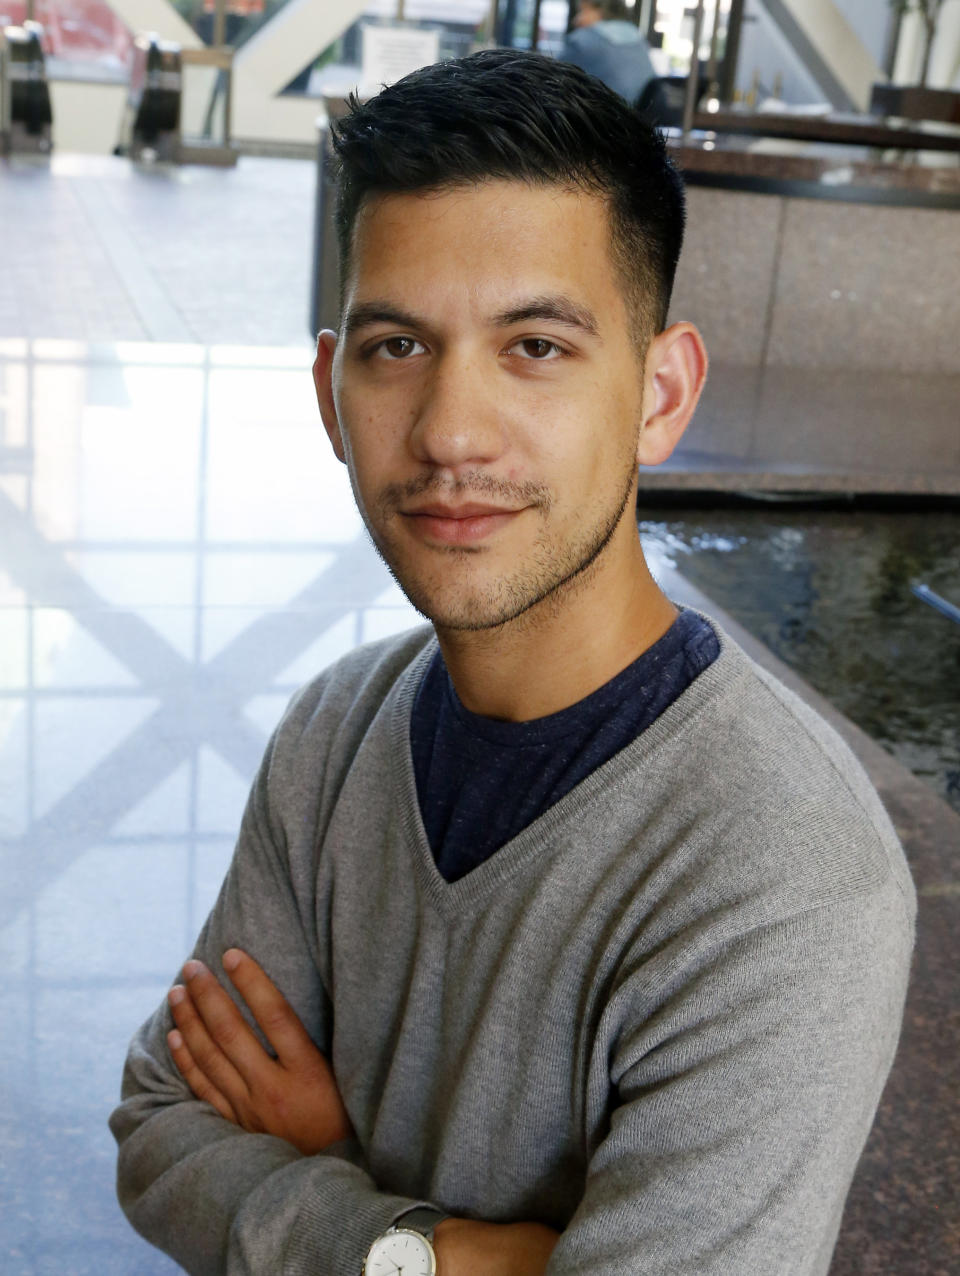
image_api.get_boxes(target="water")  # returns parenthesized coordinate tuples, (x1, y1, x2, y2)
(639, 504, 960, 816)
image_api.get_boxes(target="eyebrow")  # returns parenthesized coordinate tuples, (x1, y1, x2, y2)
(491, 296, 601, 339)
(340, 303, 422, 338)
(341, 295, 601, 340)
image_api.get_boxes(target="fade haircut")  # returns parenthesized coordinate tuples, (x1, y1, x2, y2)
(331, 49, 685, 342)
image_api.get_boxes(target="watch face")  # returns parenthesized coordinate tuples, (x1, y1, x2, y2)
(364, 1228, 436, 1276)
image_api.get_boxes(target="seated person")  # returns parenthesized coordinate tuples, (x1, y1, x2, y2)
(560, 0, 661, 112)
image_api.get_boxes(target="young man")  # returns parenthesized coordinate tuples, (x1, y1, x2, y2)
(111, 51, 915, 1276)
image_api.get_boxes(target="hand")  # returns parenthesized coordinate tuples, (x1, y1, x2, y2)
(433, 1219, 559, 1276)
(166, 948, 352, 1156)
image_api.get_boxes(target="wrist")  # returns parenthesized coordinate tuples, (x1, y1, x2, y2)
(432, 1218, 561, 1276)
(432, 1218, 467, 1275)
(431, 1218, 498, 1276)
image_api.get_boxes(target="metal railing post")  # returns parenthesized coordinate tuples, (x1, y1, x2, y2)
(718, 0, 745, 103)
(213, 0, 226, 51)
(531, 0, 544, 50)
(682, 0, 706, 138)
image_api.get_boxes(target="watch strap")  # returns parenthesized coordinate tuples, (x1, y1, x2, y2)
(392, 1204, 448, 1240)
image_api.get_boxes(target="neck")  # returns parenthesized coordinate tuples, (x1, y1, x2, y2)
(434, 527, 677, 722)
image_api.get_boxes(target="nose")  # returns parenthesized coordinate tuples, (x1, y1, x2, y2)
(408, 350, 507, 472)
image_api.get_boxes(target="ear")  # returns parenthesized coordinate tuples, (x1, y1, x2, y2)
(636, 322, 708, 467)
(313, 329, 346, 464)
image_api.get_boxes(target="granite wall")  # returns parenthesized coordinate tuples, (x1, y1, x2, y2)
(669, 187, 960, 376)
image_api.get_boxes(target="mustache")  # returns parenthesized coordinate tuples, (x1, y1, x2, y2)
(377, 471, 552, 513)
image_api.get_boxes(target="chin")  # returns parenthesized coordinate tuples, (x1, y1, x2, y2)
(403, 592, 529, 633)
(398, 568, 581, 634)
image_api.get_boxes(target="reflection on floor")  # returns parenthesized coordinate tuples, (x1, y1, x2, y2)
(0, 337, 419, 1273)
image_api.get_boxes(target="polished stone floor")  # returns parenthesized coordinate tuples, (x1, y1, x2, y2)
(0, 155, 317, 349)
(1, 152, 957, 1275)
(0, 337, 420, 1274)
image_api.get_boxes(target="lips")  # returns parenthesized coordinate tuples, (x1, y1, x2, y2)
(401, 502, 525, 545)
(406, 502, 521, 519)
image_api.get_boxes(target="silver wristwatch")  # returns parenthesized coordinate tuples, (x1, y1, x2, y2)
(362, 1206, 447, 1275)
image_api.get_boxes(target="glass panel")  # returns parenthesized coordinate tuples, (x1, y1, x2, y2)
(171, 0, 273, 50)
(278, 0, 573, 97)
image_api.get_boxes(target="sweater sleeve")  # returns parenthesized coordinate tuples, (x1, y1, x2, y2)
(546, 879, 914, 1276)
(108, 705, 425, 1275)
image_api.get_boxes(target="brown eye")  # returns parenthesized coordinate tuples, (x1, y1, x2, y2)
(516, 338, 560, 360)
(383, 337, 417, 358)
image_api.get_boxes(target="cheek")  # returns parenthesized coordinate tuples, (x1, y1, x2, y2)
(534, 386, 635, 472)
(337, 406, 419, 510)
(339, 384, 418, 451)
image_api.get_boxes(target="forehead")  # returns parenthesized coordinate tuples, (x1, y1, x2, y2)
(344, 180, 626, 320)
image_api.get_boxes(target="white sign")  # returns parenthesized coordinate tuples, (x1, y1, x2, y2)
(360, 24, 441, 94)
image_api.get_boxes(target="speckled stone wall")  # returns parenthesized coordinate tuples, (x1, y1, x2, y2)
(669, 187, 960, 375)
(668, 189, 783, 365)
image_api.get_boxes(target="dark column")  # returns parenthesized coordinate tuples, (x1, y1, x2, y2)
(883, 3, 904, 80)
(718, 0, 745, 104)
(531, 0, 544, 49)
(497, 0, 521, 47)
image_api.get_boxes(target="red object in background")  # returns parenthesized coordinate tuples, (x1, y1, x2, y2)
(202, 0, 262, 13)
(2, 0, 134, 70)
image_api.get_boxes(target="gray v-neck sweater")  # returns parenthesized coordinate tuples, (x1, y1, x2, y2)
(111, 620, 916, 1275)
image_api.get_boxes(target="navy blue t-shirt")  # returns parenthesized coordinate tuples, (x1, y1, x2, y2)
(410, 609, 720, 883)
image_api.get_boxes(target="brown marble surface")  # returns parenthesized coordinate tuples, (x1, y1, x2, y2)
(658, 565, 960, 1276)
(671, 132, 960, 199)
(687, 106, 960, 153)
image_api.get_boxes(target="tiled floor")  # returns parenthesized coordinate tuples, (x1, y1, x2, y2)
(0, 337, 420, 1274)
(1, 152, 957, 1274)
(0, 155, 318, 347)
(0, 154, 417, 1275)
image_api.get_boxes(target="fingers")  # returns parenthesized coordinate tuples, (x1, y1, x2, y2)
(166, 949, 344, 1154)
(168, 961, 267, 1099)
(221, 948, 319, 1067)
(167, 1023, 239, 1124)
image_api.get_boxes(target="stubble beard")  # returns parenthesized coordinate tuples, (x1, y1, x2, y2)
(364, 460, 639, 633)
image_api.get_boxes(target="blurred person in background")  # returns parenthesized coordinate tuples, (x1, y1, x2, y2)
(560, 0, 664, 116)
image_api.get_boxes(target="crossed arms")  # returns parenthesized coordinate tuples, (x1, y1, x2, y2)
(143, 903, 906, 1276)
(110, 662, 915, 1276)
(166, 949, 558, 1275)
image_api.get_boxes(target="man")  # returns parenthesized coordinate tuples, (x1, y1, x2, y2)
(560, 0, 661, 112)
(110, 50, 915, 1276)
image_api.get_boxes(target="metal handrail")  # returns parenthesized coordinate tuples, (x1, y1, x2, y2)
(912, 583, 960, 626)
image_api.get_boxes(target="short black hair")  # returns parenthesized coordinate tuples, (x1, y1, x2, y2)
(331, 49, 685, 340)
